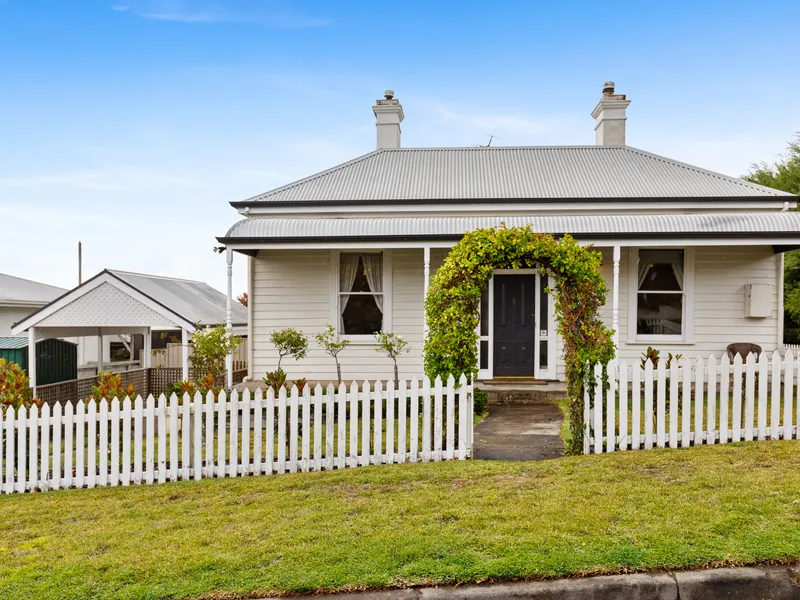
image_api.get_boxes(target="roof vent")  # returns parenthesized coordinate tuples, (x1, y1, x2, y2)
(384, 89, 394, 100)
(602, 81, 615, 95)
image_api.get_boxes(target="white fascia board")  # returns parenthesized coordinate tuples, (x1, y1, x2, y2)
(239, 200, 797, 217)
(10, 272, 196, 335)
(224, 237, 800, 252)
(29, 326, 155, 338)
(0, 300, 48, 309)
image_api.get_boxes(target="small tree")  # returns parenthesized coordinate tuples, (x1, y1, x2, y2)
(190, 325, 243, 381)
(374, 331, 409, 388)
(270, 328, 309, 371)
(315, 324, 350, 383)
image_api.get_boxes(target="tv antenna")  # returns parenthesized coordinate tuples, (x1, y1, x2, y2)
(473, 133, 502, 148)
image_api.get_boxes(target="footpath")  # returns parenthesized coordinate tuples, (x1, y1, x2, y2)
(282, 564, 800, 600)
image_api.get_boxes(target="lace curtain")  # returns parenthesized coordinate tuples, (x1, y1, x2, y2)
(339, 254, 360, 331)
(361, 254, 383, 312)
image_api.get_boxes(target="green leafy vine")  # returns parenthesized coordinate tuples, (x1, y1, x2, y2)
(423, 226, 615, 454)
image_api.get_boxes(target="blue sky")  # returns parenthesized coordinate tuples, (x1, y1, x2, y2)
(1, 0, 799, 295)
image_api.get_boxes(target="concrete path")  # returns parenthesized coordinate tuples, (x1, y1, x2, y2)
(473, 403, 564, 461)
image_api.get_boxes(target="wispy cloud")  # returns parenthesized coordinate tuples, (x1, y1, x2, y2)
(0, 167, 202, 191)
(111, 1, 331, 27)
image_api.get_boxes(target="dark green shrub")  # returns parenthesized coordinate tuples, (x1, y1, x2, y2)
(473, 389, 488, 415)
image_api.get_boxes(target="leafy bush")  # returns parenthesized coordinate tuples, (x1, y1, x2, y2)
(315, 324, 350, 383)
(263, 369, 287, 394)
(373, 331, 409, 387)
(0, 358, 41, 410)
(270, 328, 308, 371)
(171, 374, 221, 401)
(190, 325, 243, 381)
(89, 371, 135, 402)
(473, 389, 488, 415)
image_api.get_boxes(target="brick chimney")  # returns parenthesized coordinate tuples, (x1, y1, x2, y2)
(372, 89, 404, 150)
(591, 81, 631, 146)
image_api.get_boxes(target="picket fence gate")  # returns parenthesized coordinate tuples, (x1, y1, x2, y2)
(585, 350, 800, 454)
(1, 374, 473, 494)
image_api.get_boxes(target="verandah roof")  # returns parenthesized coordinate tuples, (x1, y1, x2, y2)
(219, 212, 800, 246)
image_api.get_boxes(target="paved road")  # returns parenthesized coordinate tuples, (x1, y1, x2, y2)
(473, 403, 564, 461)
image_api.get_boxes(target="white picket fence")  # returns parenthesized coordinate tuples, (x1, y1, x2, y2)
(585, 351, 800, 454)
(1, 374, 473, 494)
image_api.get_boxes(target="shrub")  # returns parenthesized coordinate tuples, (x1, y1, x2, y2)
(89, 371, 135, 402)
(270, 328, 308, 371)
(473, 389, 488, 415)
(374, 332, 409, 388)
(315, 324, 350, 383)
(190, 325, 243, 382)
(171, 373, 221, 401)
(263, 369, 287, 394)
(0, 358, 41, 410)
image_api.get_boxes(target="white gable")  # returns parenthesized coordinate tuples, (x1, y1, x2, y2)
(37, 282, 179, 328)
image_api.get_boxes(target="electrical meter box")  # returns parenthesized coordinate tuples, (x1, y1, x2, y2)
(744, 284, 772, 318)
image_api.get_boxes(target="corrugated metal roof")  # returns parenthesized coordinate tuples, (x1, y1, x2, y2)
(0, 273, 66, 305)
(0, 337, 29, 349)
(221, 212, 800, 242)
(237, 146, 794, 204)
(107, 271, 248, 326)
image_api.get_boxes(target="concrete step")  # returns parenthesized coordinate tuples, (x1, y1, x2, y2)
(478, 383, 567, 405)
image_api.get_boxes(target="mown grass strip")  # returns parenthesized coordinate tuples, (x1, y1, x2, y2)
(2, 441, 799, 600)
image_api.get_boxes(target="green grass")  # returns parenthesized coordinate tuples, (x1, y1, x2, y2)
(3, 441, 800, 600)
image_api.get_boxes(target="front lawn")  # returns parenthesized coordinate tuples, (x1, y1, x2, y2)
(2, 441, 800, 600)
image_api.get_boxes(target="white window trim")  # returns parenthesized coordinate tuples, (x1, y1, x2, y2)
(627, 247, 695, 345)
(330, 249, 392, 345)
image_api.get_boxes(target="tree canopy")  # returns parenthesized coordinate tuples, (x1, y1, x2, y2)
(744, 133, 800, 195)
(744, 134, 800, 342)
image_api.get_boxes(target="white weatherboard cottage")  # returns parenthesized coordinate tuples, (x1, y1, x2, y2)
(218, 83, 800, 383)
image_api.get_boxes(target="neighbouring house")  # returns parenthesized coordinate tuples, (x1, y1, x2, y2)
(0, 272, 66, 337)
(217, 83, 800, 384)
(11, 269, 248, 396)
(0, 273, 78, 386)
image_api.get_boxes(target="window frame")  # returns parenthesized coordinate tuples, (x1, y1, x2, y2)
(627, 247, 695, 344)
(330, 249, 392, 344)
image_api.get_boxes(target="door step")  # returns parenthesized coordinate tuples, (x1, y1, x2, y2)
(477, 380, 567, 405)
(481, 378, 548, 386)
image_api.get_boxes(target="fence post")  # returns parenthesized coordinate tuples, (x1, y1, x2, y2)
(593, 363, 603, 454)
(583, 378, 590, 455)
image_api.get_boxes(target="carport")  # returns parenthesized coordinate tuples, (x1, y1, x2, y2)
(11, 270, 196, 395)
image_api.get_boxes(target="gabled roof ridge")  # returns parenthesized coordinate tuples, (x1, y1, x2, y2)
(620, 146, 793, 197)
(239, 149, 383, 203)
(107, 268, 207, 286)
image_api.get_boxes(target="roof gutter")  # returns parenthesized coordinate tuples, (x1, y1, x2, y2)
(229, 196, 796, 209)
(217, 230, 800, 245)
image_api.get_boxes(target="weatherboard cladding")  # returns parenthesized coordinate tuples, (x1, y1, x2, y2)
(237, 147, 792, 204)
(221, 213, 800, 242)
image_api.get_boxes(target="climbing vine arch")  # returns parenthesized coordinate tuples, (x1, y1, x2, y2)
(423, 226, 614, 454)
